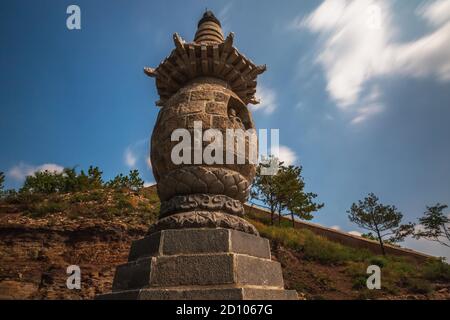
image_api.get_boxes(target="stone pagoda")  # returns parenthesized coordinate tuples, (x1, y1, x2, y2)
(98, 11, 297, 300)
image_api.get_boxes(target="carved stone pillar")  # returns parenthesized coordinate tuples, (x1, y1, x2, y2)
(97, 11, 297, 300)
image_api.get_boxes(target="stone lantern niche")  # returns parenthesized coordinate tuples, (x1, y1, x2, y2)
(98, 11, 297, 300)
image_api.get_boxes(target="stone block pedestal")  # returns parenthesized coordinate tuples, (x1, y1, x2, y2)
(97, 228, 297, 300)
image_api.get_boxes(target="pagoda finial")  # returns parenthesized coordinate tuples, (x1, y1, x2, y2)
(194, 10, 224, 44)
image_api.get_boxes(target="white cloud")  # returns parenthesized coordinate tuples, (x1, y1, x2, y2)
(330, 225, 341, 230)
(272, 145, 298, 166)
(124, 139, 149, 169)
(124, 147, 137, 168)
(418, 0, 450, 27)
(8, 162, 64, 181)
(348, 231, 362, 237)
(350, 85, 384, 124)
(146, 155, 152, 169)
(296, 0, 450, 120)
(254, 85, 278, 115)
(218, 3, 233, 34)
(351, 104, 383, 125)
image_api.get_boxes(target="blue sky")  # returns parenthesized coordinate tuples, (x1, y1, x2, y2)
(1, 0, 450, 259)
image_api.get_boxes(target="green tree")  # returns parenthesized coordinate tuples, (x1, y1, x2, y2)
(106, 169, 144, 191)
(347, 193, 414, 255)
(251, 158, 323, 226)
(21, 170, 64, 194)
(128, 169, 144, 191)
(276, 165, 323, 227)
(414, 203, 450, 248)
(87, 166, 104, 189)
(19, 166, 105, 194)
(107, 173, 128, 190)
(251, 159, 282, 225)
(61, 167, 78, 192)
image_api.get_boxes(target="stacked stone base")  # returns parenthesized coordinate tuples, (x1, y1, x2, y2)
(98, 287, 298, 300)
(97, 228, 297, 300)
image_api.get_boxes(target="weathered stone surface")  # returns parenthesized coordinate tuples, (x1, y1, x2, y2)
(161, 228, 230, 255)
(150, 77, 256, 209)
(190, 90, 214, 101)
(98, 287, 298, 300)
(229, 229, 271, 259)
(112, 253, 284, 290)
(127, 228, 270, 260)
(148, 211, 259, 236)
(179, 101, 205, 115)
(159, 194, 244, 218)
(214, 91, 228, 102)
(151, 254, 235, 287)
(156, 166, 250, 203)
(241, 288, 298, 300)
(235, 255, 284, 287)
(127, 232, 161, 262)
(102, 226, 297, 300)
(112, 257, 153, 292)
(206, 102, 227, 115)
(186, 113, 212, 129)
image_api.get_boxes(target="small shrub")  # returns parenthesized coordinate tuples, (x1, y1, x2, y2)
(369, 256, 387, 268)
(352, 276, 367, 290)
(107, 170, 144, 191)
(70, 192, 104, 203)
(251, 220, 307, 251)
(27, 201, 69, 218)
(115, 193, 133, 210)
(345, 261, 367, 275)
(382, 280, 400, 295)
(384, 259, 417, 279)
(423, 259, 450, 281)
(404, 278, 434, 294)
(252, 219, 374, 265)
(1, 189, 20, 204)
(303, 233, 372, 264)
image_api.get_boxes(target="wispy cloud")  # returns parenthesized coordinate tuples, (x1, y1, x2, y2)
(348, 231, 362, 237)
(254, 85, 278, 115)
(124, 147, 137, 168)
(124, 139, 149, 169)
(294, 0, 450, 122)
(349, 85, 384, 125)
(146, 155, 152, 169)
(7, 162, 64, 181)
(350, 105, 383, 125)
(417, 0, 450, 27)
(218, 3, 233, 34)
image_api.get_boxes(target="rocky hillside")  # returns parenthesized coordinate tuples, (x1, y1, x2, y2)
(0, 186, 449, 300)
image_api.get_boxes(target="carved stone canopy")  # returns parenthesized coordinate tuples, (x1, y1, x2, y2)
(144, 11, 266, 107)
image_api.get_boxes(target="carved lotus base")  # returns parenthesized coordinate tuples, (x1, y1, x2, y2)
(148, 211, 259, 236)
